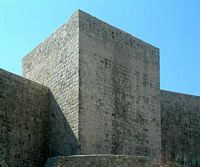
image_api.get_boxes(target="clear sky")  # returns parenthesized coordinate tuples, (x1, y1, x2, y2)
(0, 0, 200, 95)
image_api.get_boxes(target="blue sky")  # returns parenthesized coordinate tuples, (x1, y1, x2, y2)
(0, 0, 200, 95)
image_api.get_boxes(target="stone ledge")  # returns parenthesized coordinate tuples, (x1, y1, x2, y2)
(45, 154, 160, 167)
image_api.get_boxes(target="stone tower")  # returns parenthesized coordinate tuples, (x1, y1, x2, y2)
(1, 9, 200, 167)
(23, 10, 161, 159)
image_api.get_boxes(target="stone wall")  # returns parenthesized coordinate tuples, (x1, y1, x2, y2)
(78, 11, 161, 158)
(23, 10, 161, 158)
(0, 69, 48, 167)
(44, 155, 160, 167)
(3, 9, 200, 167)
(161, 90, 200, 166)
(23, 11, 80, 156)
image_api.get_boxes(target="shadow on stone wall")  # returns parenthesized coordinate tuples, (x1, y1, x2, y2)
(47, 91, 80, 158)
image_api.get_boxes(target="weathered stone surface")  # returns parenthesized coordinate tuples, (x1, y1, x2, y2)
(23, 11, 80, 157)
(44, 155, 160, 167)
(23, 10, 161, 159)
(0, 69, 48, 167)
(2, 9, 200, 167)
(78, 11, 161, 158)
(161, 90, 200, 167)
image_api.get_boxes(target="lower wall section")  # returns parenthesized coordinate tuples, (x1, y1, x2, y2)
(161, 90, 200, 167)
(0, 69, 49, 167)
(45, 155, 160, 167)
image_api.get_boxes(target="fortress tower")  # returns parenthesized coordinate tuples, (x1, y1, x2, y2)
(1, 10, 200, 167)
(23, 10, 161, 158)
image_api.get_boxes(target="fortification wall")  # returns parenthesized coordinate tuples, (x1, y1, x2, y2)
(23, 11, 80, 156)
(0, 69, 48, 167)
(78, 11, 161, 158)
(23, 10, 161, 158)
(161, 90, 200, 166)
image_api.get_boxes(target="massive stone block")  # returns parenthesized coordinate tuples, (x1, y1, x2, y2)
(161, 90, 200, 166)
(23, 10, 161, 159)
(0, 69, 48, 167)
